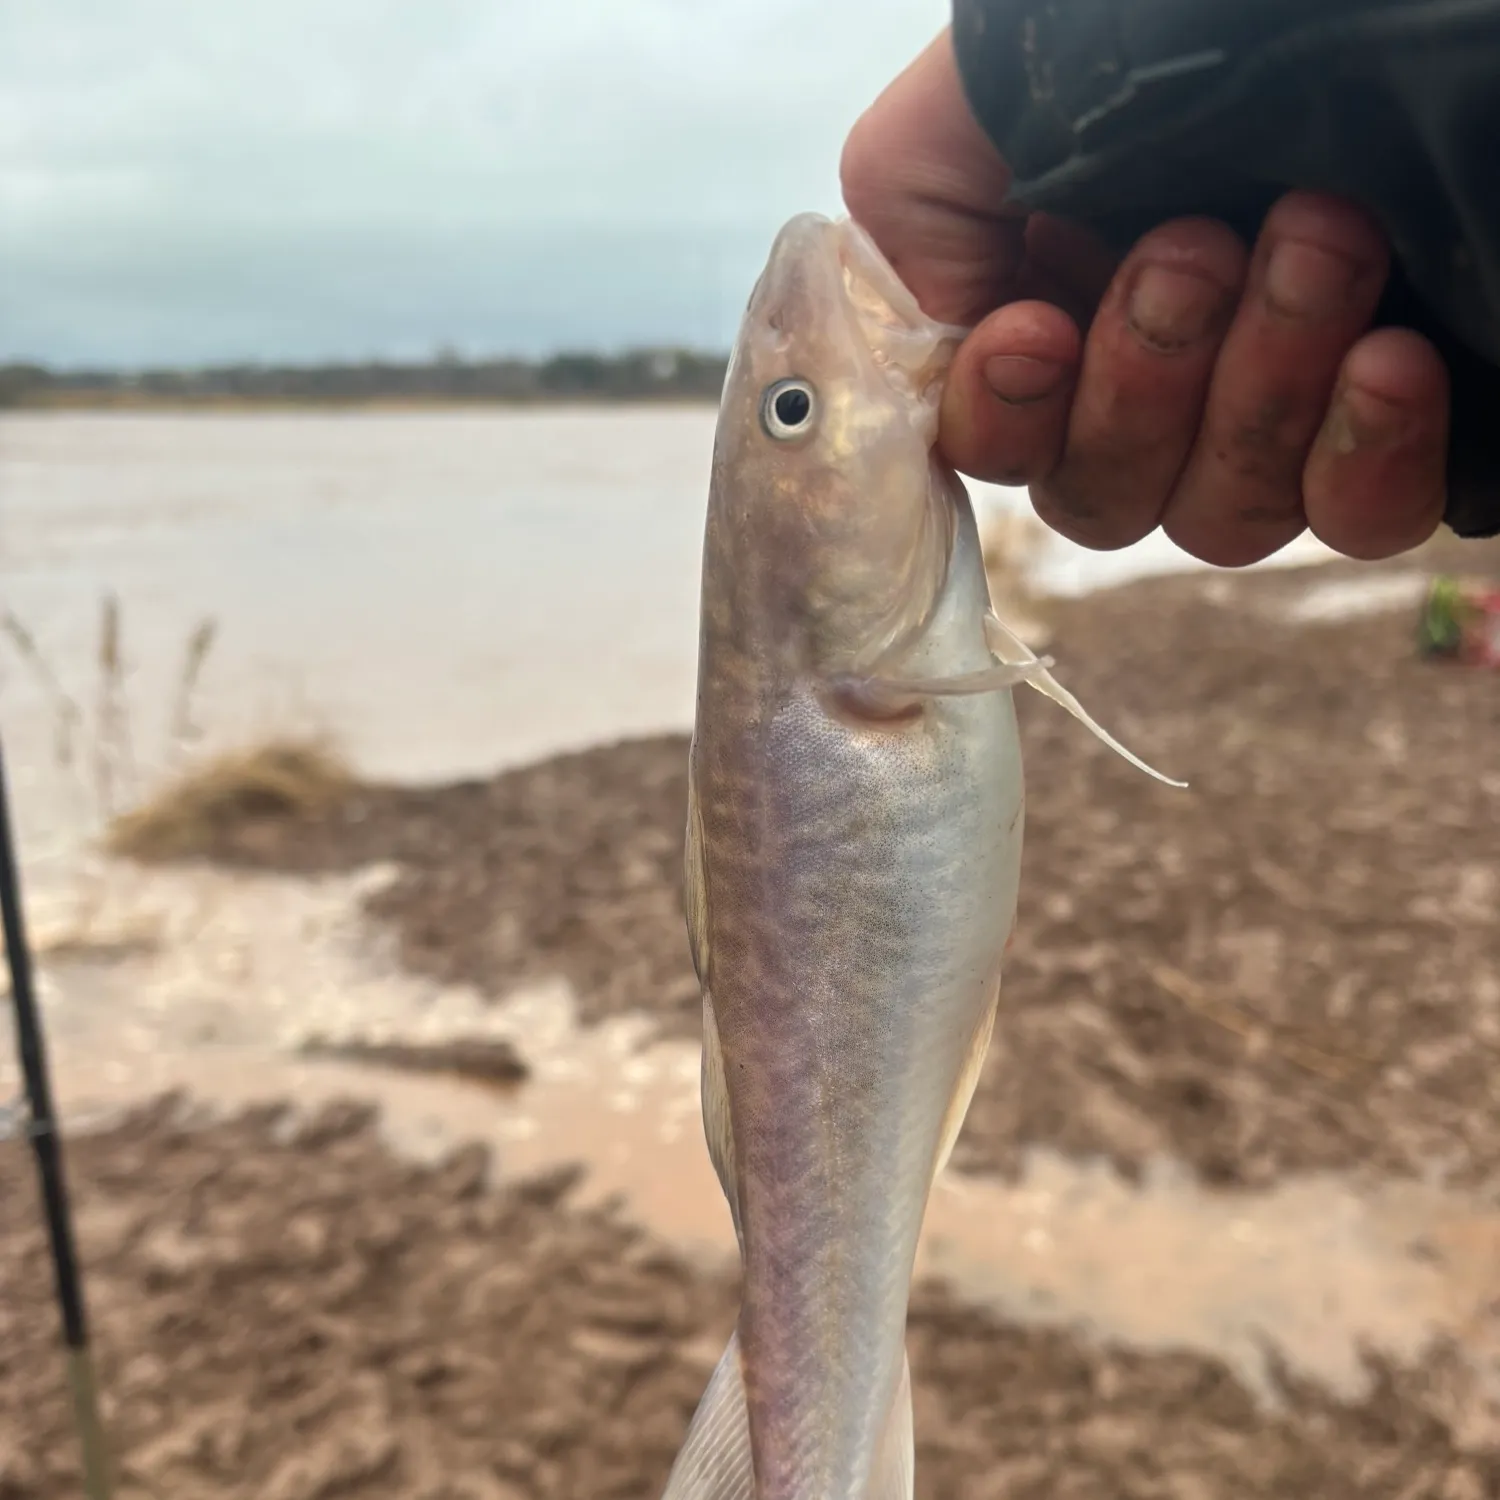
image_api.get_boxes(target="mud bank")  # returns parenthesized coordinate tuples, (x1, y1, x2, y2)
(6, 538, 1500, 1498)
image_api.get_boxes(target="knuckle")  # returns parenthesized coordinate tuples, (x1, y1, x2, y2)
(1211, 395, 1311, 491)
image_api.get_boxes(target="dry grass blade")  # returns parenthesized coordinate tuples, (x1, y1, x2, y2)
(1149, 964, 1361, 1083)
(1, 608, 86, 770)
(93, 591, 138, 820)
(297, 1035, 530, 1090)
(169, 618, 217, 751)
(106, 739, 354, 862)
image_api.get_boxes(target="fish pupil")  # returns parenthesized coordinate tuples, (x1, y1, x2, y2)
(773, 386, 811, 428)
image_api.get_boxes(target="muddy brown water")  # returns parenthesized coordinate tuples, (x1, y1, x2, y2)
(10, 859, 1500, 1431)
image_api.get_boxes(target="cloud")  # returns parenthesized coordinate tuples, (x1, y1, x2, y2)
(0, 0, 949, 364)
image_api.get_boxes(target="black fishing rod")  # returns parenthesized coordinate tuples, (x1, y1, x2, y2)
(0, 739, 114, 1500)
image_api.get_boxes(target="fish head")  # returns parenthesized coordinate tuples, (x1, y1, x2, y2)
(708, 212, 968, 675)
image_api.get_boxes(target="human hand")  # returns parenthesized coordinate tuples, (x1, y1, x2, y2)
(840, 30, 1452, 566)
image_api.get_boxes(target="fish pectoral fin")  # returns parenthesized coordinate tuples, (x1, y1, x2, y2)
(864, 1352, 915, 1500)
(983, 610, 1187, 789)
(660, 1330, 756, 1500)
(838, 660, 1044, 716)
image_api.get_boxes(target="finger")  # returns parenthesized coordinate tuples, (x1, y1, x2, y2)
(1019, 211, 1118, 323)
(1303, 327, 1450, 559)
(840, 28, 1023, 324)
(1162, 192, 1391, 566)
(940, 300, 1081, 484)
(1028, 218, 1249, 549)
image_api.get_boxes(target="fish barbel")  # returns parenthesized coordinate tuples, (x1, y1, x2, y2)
(662, 212, 1181, 1500)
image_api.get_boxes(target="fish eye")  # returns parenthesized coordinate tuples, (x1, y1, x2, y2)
(760, 378, 817, 441)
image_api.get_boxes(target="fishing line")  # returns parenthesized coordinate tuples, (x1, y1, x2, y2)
(0, 739, 115, 1500)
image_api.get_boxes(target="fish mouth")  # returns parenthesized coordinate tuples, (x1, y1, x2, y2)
(833, 217, 930, 336)
(747, 212, 966, 422)
(833, 217, 967, 406)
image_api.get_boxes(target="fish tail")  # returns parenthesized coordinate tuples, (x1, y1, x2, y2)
(660, 1331, 755, 1500)
(865, 1351, 915, 1500)
(659, 1334, 916, 1500)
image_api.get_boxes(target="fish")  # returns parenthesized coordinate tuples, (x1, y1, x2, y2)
(662, 211, 1181, 1500)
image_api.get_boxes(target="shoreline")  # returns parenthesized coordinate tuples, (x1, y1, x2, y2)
(1, 392, 724, 414)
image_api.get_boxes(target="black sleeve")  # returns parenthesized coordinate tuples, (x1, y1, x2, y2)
(948, 0, 1500, 540)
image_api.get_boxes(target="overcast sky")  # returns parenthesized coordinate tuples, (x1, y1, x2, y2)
(0, 1, 950, 368)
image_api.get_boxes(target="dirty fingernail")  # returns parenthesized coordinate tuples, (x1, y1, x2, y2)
(1127, 264, 1231, 351)
(1323, 383, 1409, 455)
(1265, 239, 1365, 320)
(983, 355, 1068, 405)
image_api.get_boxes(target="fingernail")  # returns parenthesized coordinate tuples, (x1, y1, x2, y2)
(1264, 239, 1365, 320)
(1127, 264, 1231, 351)
(1323, 383, 1408, 455)
(983, 355, 1067, 406)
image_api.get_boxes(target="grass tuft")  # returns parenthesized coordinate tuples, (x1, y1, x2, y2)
(105, 738, 354, 861)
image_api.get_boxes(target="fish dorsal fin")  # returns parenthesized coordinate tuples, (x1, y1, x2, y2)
(700, 986, 743, 1248)
(684, 758, 711, 984)
(685, 758, 743, 1248)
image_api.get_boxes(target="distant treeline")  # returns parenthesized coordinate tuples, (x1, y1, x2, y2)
(0, 347, 731, 409)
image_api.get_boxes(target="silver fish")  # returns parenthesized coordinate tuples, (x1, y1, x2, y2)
(662, 211, 1180, 1500)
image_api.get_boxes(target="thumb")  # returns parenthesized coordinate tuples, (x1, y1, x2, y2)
(840, 28, 1023, 326)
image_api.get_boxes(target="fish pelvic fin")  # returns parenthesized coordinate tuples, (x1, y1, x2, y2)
(659, 1331, 755, 1500)
(932, 978, 1002, 1182)
(983, 610, 1187, 789)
